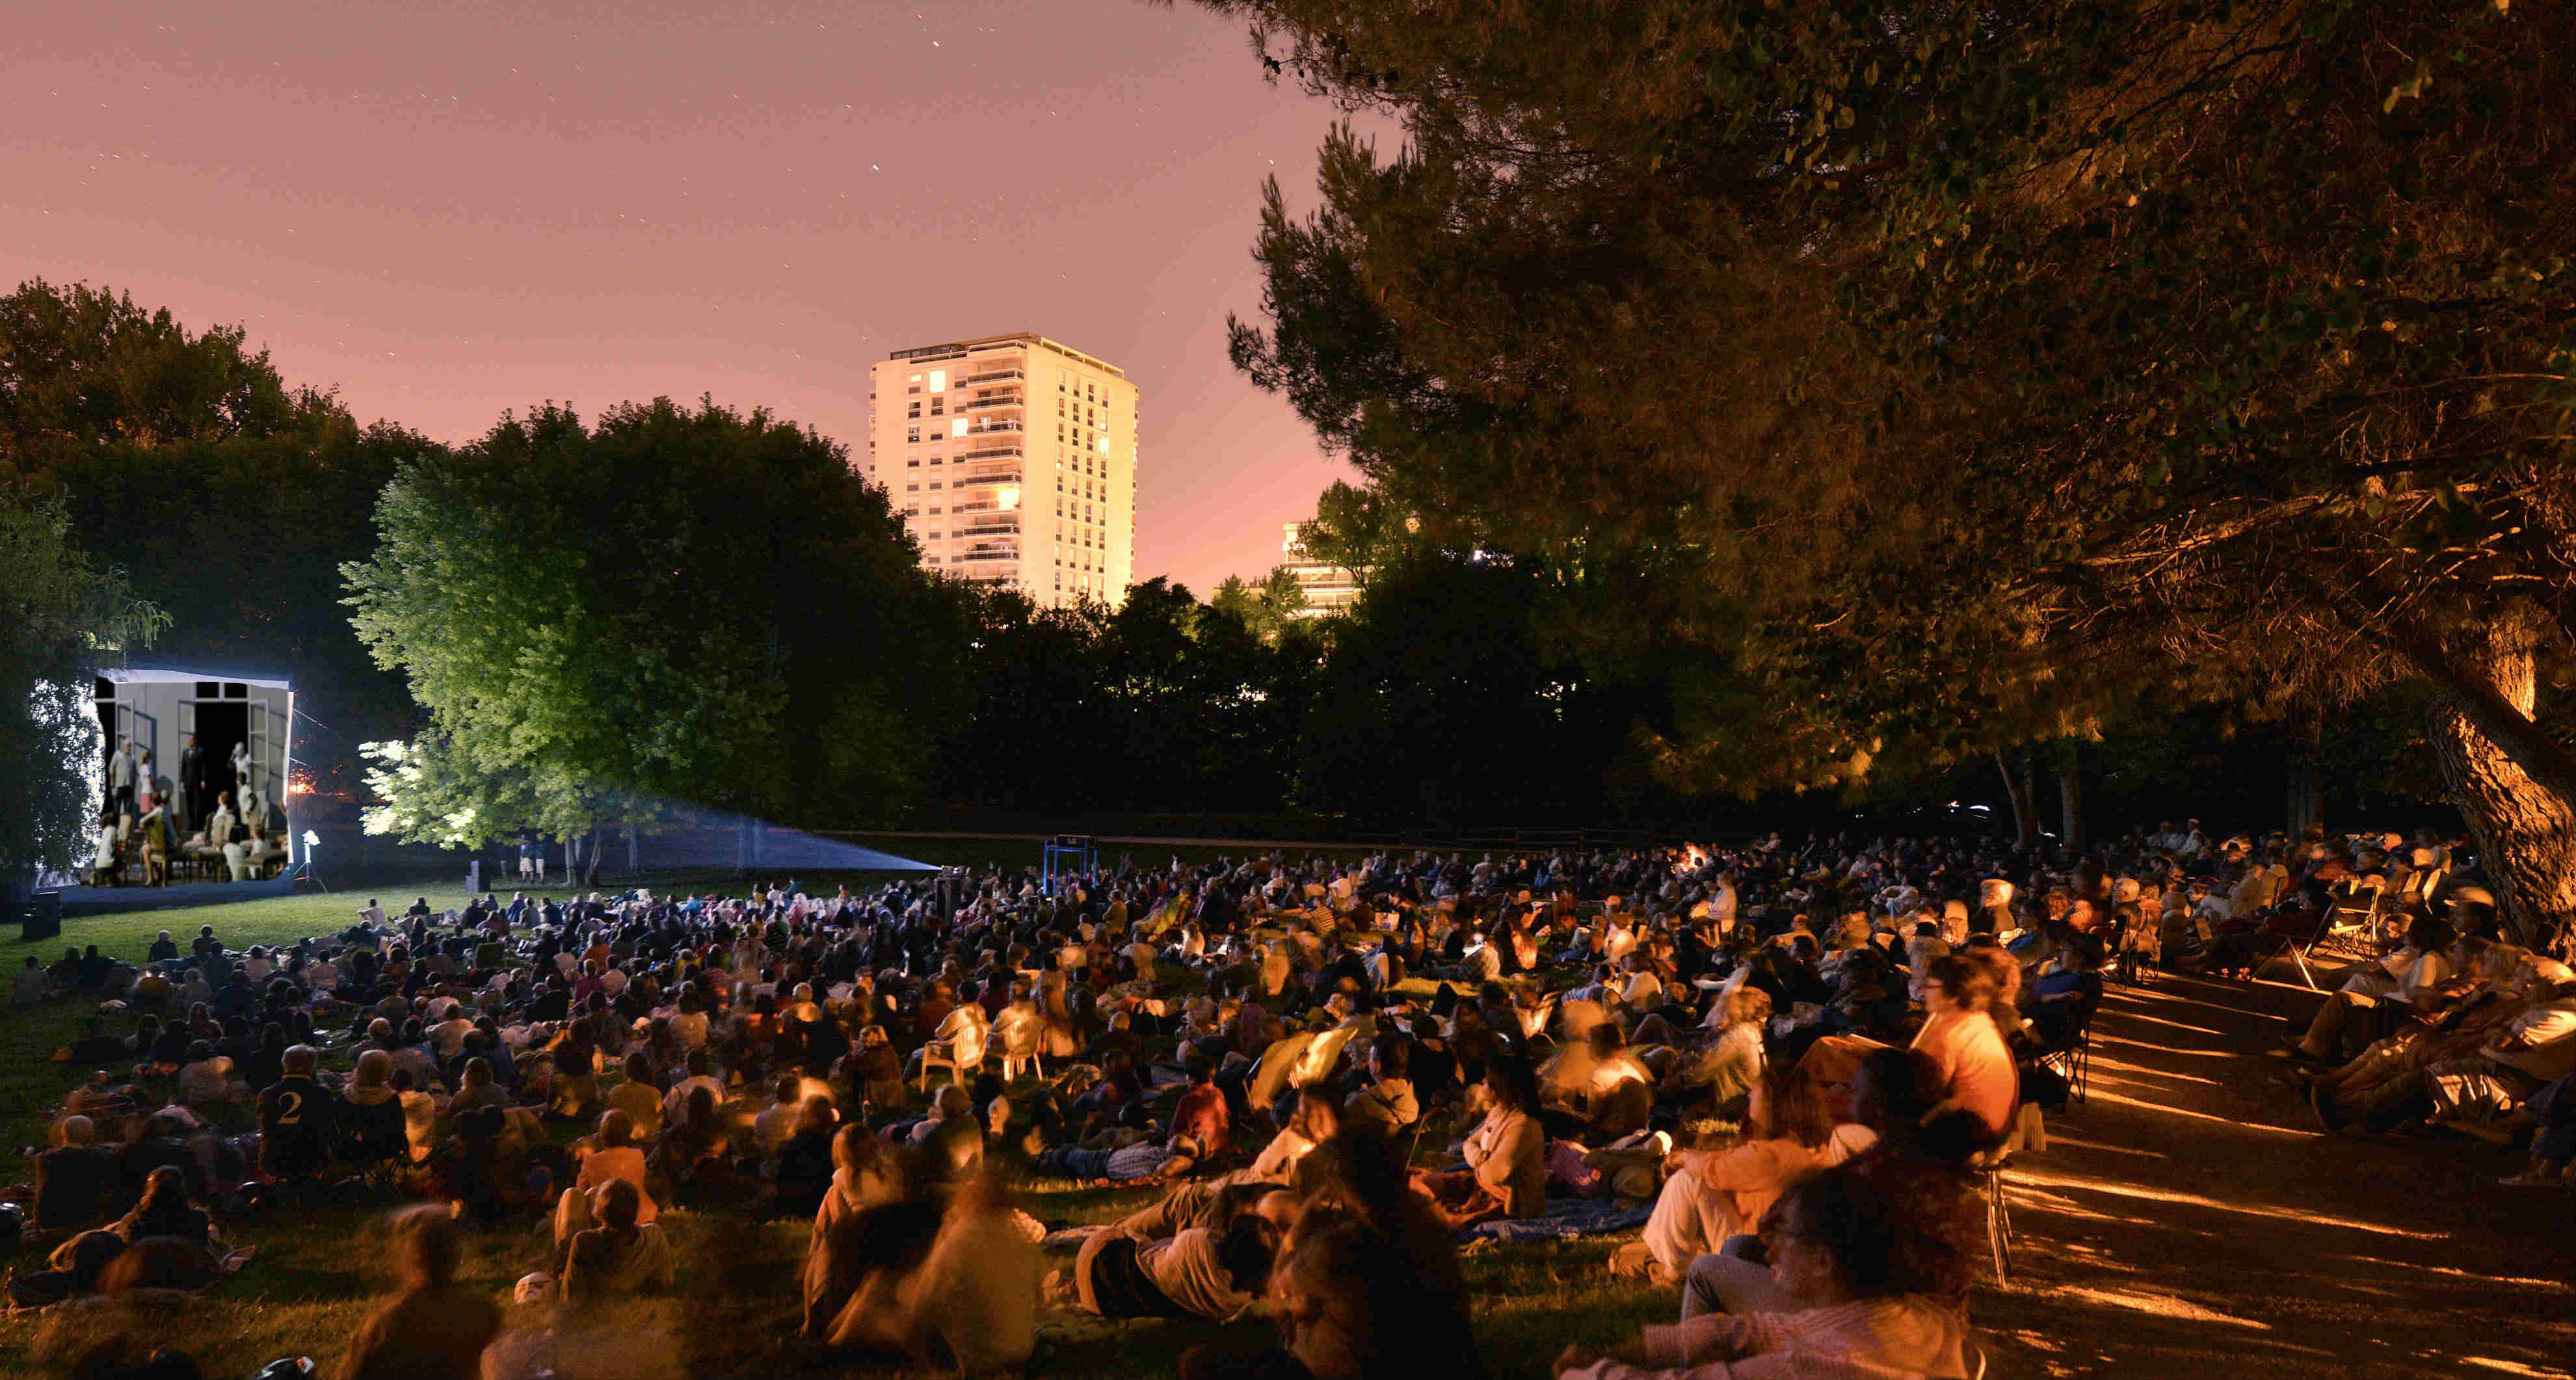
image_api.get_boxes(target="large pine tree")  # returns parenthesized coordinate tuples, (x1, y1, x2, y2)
(1207, 0, 2576, 946)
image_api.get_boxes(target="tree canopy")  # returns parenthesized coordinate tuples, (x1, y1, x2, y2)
(1, 279, 340, 466)
(3, 279, 417, 797)
(0, 489, 165, 880)
(345, 397, 968, 846)
(1202, 0, 2576, 944)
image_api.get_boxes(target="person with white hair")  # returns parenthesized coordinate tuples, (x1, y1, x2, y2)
(1976, 878, 2015, 936)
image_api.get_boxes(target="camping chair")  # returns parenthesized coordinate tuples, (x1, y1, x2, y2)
(1515, 993, 1562, 1042)
(2284, 883, 2390, 991)
(1969, 1104, 2044, 1289)
(2031, 998, 2096, 1106)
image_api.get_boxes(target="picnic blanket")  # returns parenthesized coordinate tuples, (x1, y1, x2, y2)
(1459, 1196, 1652, 1245)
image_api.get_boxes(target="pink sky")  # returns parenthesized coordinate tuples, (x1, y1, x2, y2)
(2, 0, 1379, 595)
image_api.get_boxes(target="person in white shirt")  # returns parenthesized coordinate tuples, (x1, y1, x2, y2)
(1620, 955, 1664, 1011)
(2288, 916, 2457, 1065)
(1707, 877, 1739, 935)
(89, 813, 122, 881)
(752, 1072, 808, 1161)
(2424, 959, 2576, 1127)
(662, 1048, 726, 1124)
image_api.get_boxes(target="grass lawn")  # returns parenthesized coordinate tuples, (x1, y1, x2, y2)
(0, 849, 1664, 1378)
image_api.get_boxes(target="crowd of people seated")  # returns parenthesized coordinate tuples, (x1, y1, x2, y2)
(6, 817, 2564, 1379)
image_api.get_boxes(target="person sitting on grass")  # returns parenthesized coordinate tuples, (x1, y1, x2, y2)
(258, 1044, 338, 1195)
(175, 1041, 239, 1111)
(337, 1049, 411, 1169)
(1553, 1159, 1978, 1380)
(1622, 1061, 1867, 1287)
(604, 1050, 665, 1141)
(1341, 1036, 1421, 1140)
(34, 1115, 120, 1231)
(769, 1096, 842, 1220)
(1411, 1052, 1548, 1228)
(1182, 1197, 1481, 1380)
(654, 1085, 732, 1194)
(555, 1108, 658, 1254)
(561, 1177, 674, 1305)
(109, 1165, 217, 1253)
(339, 1205, 503, 1380)
(905, 1083, 987, 1181)
(801, 1126, 909, 1338)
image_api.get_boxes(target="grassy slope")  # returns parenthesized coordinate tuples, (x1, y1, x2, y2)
(0, 843, 1662, 1379)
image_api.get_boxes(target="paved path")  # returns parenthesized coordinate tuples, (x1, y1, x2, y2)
(1980, 974, 2576, 1378)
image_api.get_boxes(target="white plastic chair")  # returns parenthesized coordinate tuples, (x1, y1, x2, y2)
(995, 1008, 1044, 1082)
(917, 1010, 989, 1091)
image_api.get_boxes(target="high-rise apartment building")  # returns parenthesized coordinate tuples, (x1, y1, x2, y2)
(864, 332, 1137, 606)
(1281, 521, 1363, 617)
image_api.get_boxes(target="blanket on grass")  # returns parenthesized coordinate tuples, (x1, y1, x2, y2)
(1459, 1197, 1651, 1245)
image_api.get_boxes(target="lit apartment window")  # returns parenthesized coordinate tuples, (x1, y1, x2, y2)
(928, 369, 947, 391)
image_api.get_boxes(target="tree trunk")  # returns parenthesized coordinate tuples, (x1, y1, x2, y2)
(1995, 750, 2038, 850)
(2422, 612, 2576, 953)
(2285, 760, 2325, 841)
(626, 825, 639, 874)
(2057, 760, 2084, 849)
(581, 827, 602, 888)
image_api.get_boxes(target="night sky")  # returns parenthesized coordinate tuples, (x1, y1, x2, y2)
(2, 0, 1383, 594)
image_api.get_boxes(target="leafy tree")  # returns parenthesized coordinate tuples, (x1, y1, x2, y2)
(1202, 0, 2576, 946)
(1299, 551, 1660, 825)
(1, 279, 339, 466)
(4, 279, 415, 797)
(36, 421, 433, 795)
(346, 398, 964, 854)
(1212, 565, 1314, 644)
(929, 579, 1324, 816)
(0, 489, 165, 881)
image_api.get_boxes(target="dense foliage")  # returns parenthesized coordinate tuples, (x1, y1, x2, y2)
(0, 490, 165, 879)
(346, 399, 971, 845)
(1199, 0, 2576, 943)
(1, 280, 418, 796)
